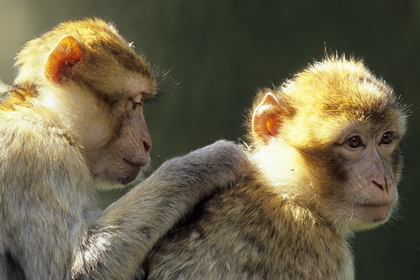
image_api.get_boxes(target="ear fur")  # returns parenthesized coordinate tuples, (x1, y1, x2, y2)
(45, 35, 82, 84)
(252, 92, 285, 144)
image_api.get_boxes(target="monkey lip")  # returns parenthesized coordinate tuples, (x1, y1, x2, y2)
(353, 203, 393, 222)
(123, 158, 145, 168)
(123, 156, 150, 169)
(119, 172, 140, 185)
(355, 202, 392, 210)
(113, 158, 149, 185)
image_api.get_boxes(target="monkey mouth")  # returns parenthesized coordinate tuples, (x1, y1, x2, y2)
(357, 203, 391, 207)
(119, 173, 139, 185)
(119, 157, 149, 184)
(123, 158, 144, 168)
(352, 203, 393, 222)
(123, 157, 149, 171)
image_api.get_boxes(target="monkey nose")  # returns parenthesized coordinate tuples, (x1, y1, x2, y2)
(141, 131, 152, 153)
(372, 178, 387, 193)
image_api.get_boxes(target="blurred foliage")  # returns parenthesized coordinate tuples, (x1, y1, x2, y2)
(0, 0, 419, 278)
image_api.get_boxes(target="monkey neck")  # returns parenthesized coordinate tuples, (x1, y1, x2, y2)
(249, 139, 347, 234)
(239, 169, 328, 227)
(231, 174, 355, 278)
(249, 139, 314, 198)
(21, 83, 97, 147)
(1, 84, 64, 131)
(2, 83, 86, 153)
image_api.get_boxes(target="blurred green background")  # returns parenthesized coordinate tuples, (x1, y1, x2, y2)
(0, 0, 419, 278)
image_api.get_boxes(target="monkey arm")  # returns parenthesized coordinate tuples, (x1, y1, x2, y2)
(71, 140, 249, 279)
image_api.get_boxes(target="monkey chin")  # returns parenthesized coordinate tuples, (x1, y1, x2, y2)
(346, 203, 394, 232)
(94, 168, 148, 190)
(94, 177, 126, 190)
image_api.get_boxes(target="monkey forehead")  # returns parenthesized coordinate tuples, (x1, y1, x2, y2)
(83, 38, 154, 79)
(318, 84, 406, 133)
(320, 95, 398, 122)
(75, 73, 156, 104)
(125, 76, 154, 95)
(281, 104, 405, 149)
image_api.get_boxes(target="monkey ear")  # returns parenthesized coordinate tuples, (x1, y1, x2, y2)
(252, 92, 284, 144)
(44, 35, 82, 84)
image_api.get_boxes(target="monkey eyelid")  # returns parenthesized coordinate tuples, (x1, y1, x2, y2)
(134, 91, 156, 104)
(342, 135, 366, 149)
(130, 95, 145, 111)
(378, 131, 397, 145)
(132, 94, 143, 104)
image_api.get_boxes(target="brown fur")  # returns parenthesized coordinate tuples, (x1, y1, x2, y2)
(143, 56, 407, 279)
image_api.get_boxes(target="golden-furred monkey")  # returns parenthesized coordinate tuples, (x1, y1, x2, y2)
(143, 56, 407, 280)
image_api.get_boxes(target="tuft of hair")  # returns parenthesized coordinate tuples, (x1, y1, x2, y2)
(14, 18, 154, 87)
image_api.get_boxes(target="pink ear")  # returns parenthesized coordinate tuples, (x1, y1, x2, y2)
(252, 92, 284, 144)
(44, 35, 82, 84)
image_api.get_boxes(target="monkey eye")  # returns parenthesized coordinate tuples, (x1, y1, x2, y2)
(345, 135, 364, 149)
(380, 131, 395, 145)
(131, 95, 144, 110)
(132, 100, 143, 111)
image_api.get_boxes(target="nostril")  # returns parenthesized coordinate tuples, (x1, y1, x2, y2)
(372, 179, 387, 192)
(143, 141, 152, 153)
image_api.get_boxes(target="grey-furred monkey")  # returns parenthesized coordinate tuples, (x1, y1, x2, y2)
(143, 56, 408, 279)
(0, 18, 249, 279)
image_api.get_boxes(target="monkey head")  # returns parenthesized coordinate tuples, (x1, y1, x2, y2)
(13, 18, 157, 188)
(250, 56, 407, 234)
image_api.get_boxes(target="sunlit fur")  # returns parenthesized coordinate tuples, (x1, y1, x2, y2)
(143, 56, 407, 280)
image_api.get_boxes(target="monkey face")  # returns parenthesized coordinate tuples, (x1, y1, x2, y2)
(87, 91, 153, 188)
(18, 19, 158, 189)
(319, 121, 403, 232)
(71, 74, 156, 189)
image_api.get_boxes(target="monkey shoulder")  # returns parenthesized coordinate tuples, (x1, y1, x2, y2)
(145, 172, 351, 279)
(144, 174, 285, 277)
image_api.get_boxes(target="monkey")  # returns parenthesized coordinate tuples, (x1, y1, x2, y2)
(0, 18, 250, 279)
(142, 56, 408, 280)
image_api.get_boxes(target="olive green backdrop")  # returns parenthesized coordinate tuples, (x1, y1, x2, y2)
(0, 0, 419, 278)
